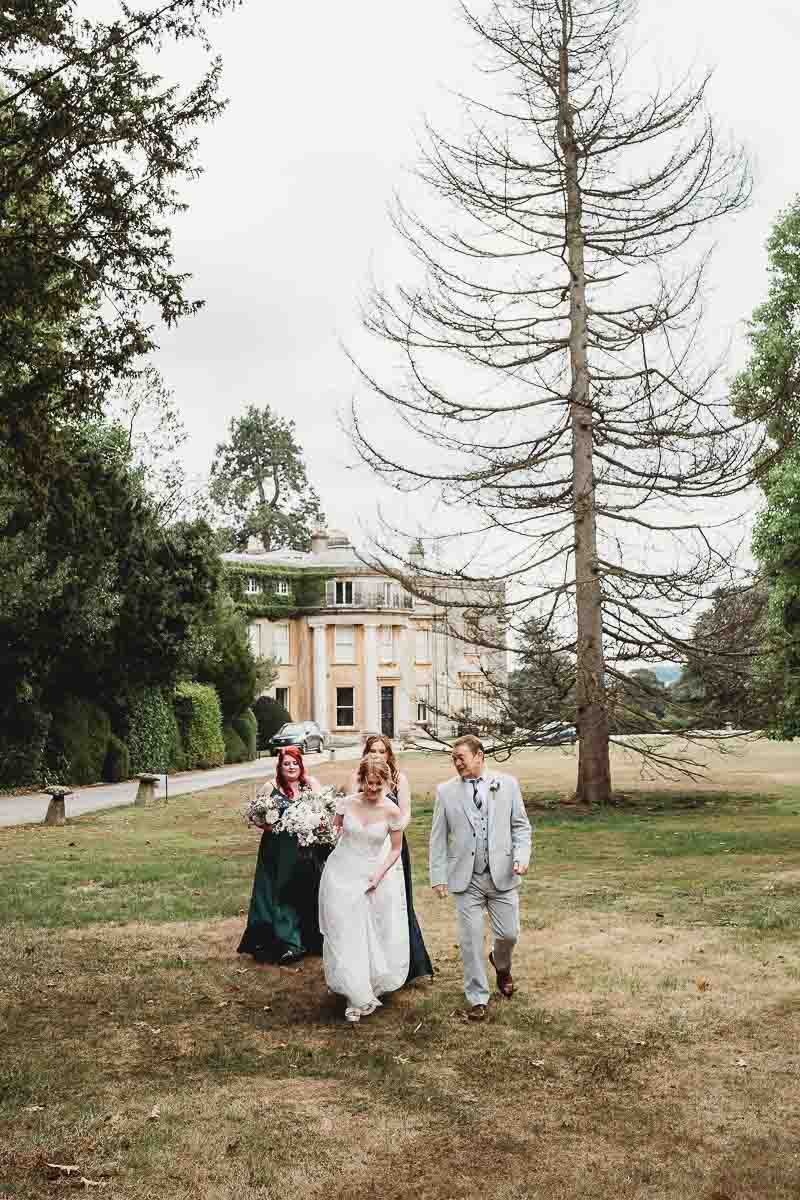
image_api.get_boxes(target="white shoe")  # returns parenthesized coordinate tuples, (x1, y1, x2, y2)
(344, 1007, 361, 1023)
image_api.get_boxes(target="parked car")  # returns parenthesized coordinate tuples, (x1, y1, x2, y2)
(535, 721, 578, 745)
(268, 720, 327, 755)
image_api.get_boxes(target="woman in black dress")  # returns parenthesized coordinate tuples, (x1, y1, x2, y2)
(238, 746, 330, 965)
(347, 734, 433, 983)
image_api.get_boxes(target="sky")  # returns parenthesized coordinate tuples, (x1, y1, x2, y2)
(141, 0, 800, 553)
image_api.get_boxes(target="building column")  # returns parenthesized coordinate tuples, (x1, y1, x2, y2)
(312, 623, 328, 730)
(363, 622, 380, 733)
(397, 623, 412, 735)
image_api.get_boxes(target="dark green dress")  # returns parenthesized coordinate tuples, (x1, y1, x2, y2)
(237, 788, 330, 963)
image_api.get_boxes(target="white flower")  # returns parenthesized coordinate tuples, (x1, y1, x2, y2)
(488, 778, 501, 793)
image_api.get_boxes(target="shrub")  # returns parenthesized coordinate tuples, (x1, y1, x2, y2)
(127, 688, 183, 775)
(174, 682, 225, 770)
(232, 708, 258, 760)
(0, 700, 51, 790)
(46, 697, 112, 786)
(103, 735, 131, 783)
(253, 696, 291, 750)
(223, 724, 248, 763)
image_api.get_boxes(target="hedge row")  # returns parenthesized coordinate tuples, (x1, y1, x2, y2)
(0, 685, 261, 791)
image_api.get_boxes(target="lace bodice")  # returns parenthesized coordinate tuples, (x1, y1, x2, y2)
(334, 799, 403, 866)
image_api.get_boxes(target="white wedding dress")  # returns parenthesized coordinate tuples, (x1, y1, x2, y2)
(319, 797, 409, 1016)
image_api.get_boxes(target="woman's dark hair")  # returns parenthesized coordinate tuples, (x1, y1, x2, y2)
(362, 734, 399, 790)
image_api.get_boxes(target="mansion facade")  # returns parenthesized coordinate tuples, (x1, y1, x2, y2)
(222, 528, 506, 741)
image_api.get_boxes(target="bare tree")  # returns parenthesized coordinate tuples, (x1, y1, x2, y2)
(350, 0, 761, 802)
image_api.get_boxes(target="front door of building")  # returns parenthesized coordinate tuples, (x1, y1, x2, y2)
(381, 687, 395, 739)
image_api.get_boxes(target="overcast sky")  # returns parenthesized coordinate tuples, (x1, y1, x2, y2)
(147, 0, 800, 548)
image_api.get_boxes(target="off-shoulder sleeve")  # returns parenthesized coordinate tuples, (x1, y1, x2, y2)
(335, 792, 353, 816)
(386, 801, 405, 832)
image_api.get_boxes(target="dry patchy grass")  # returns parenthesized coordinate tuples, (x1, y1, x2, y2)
(1, 759, 799, 1199)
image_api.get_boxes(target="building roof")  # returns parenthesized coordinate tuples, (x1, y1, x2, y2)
(221, 529, 364, 572)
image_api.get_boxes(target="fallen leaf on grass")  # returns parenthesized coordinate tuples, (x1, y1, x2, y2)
(225, 1139, 241, 1156)
(235, 968, 249, 975)
(80, 1179, 108, 1190)
(529, 1060, 545, 1068)
(147, 1105, 161, 1121)
(696, 978, 710, 992)
(393, 1055, 410, 1065)
(47, 1164, 79, 1175)
(735, 1058, 748, 1068)
(320, 1118, 334, 1134)
(24, 1104, 45, 1112)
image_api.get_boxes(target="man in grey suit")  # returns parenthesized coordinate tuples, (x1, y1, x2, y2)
(429, 734, 532, 1021)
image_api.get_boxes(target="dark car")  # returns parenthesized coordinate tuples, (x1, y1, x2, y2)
(269, 720, 327, 755)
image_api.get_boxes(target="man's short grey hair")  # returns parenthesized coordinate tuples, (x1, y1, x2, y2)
(452, 734, 485, 756)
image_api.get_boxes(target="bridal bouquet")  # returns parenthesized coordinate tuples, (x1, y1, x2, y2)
(244, 784, 342, 848)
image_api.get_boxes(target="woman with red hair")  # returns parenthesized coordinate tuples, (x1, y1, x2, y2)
(238, 746, 326, 966)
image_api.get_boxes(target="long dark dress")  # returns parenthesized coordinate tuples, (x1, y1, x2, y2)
(237, 789, 330, 963)
(389, 793, 433, 984)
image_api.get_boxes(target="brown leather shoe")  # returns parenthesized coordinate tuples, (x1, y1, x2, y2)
(467, 1004, 487, 1022)
(489, 952, 514, 998)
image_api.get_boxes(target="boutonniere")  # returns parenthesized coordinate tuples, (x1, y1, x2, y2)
(488, 778, 501, 794)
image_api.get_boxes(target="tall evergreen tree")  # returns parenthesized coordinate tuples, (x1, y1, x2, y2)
(210, 405, 324, 552)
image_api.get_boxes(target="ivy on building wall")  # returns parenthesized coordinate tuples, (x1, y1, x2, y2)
(225, 565, 333, 619)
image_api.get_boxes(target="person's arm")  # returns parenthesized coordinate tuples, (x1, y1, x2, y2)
(429, 785, 449, 897)
(366, 827, 403, 892)
(395, 772, 412, 828)
(510, 778, 533, 875)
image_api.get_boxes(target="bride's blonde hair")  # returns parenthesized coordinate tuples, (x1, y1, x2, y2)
(357, 753, 391, 791)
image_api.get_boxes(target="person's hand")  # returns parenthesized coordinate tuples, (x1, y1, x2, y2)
(366, 873, 380, 893)
(512, 862, 528, 876)
(433, 884, 448, 898)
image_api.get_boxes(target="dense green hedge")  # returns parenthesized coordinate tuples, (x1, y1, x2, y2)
(174, 682, 225, 770)
(253, 696, 291, 749)
(47, 697, 112, 786)
(0, 700, 51, 790)
(223, 724, 248, 763)
(127, 688, 182, 775)
(103, 735, 131, 783)
(232, 708, 258, 760)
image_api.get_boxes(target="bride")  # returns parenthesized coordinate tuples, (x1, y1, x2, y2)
(319, 754, 410, 1023)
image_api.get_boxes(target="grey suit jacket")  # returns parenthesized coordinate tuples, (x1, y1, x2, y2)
(429, 773, 532, 894)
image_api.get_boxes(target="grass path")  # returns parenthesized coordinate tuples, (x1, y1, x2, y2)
(1, 756, 799, 1199)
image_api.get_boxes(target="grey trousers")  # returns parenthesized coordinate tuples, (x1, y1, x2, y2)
(453, 872, 520, 1006)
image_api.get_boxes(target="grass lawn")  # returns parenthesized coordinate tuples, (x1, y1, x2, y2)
(1, 752, 799, 1199)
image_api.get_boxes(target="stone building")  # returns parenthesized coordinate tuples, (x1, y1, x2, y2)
(222, 528, 506, 740)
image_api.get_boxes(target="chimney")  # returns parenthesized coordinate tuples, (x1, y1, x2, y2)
(311, 527, 329, 555)
(409, 537, 424, 568)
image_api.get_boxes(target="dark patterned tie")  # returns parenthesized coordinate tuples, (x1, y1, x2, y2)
(471, 779, 482, 811)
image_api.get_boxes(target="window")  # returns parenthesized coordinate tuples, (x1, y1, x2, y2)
(379, 625, 394, 663)
(336, 687, 355, 728)
(275, 579, 290, 596)
(415, 627, 431, 662)
(417, 701, 428, 723)
(335, 580, 354, 606)
(245, 576, 262, 595)
(248, 624, 261, 657)
(334, 625, 355, 662)
(275, 687, 289, 710)
(273, 622, 290, 664)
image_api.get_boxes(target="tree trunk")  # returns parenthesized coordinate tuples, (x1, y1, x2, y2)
(559, 39, 612, 805)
